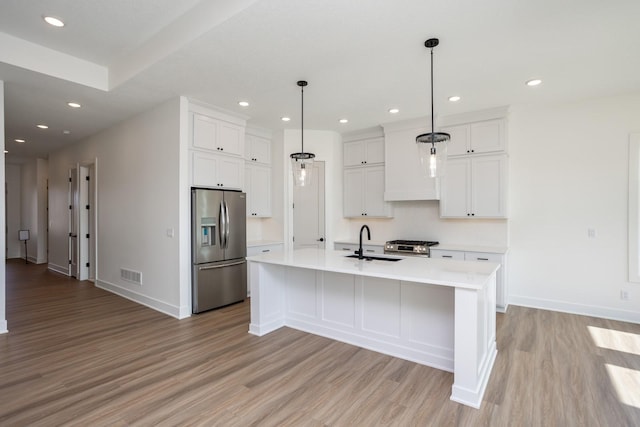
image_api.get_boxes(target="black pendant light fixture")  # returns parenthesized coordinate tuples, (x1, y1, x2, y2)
(416, 38, 450, 178)
(290, 80, 315, 186)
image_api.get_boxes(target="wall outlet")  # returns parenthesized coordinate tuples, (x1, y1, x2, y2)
(166, 228, 174, 238)
(588, 228, 597, 238)
(620, 290, 629, 301)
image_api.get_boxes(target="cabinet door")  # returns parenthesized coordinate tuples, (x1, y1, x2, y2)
(441, 124, 470, 157)
(464, 251, 506, 311)
(247, 135, 271, 164)
(247, 164, 272, 217)
(218, 156, 244, 190)
(192, 114, 218, 151)
(470, 120, 505, 154)
(192, 151, 220, 187)
(344, 141, 366, 167)
(471, 155, 507, 218)
(440, 158, 471, 218)
(363, 166, 391, 217)
(218, 122, 244, 156)
(343, 168, 364, 217)
(364, 138, 384, 164)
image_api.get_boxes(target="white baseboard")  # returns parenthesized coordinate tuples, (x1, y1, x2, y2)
(48, 263, 69, 276)
(96, 279, 182, 319)
(509, 295, 640, 324)
(0, 319, 7, 334)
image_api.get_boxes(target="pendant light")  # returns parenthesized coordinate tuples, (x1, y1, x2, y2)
(416, 38, 450, 178)
(290, 80, 315, 186)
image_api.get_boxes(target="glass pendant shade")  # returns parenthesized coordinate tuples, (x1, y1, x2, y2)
(290, 80, 315, 187)
(290, 152, 315, 186)
(416, 38, 449, 178)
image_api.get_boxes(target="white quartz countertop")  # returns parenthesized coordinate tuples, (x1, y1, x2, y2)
(247, 248, 499, 290)
(247, 240, 284, 248)
(334, 240, 387, 246)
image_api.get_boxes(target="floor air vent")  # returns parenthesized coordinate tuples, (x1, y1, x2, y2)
(120, 268, 142, 285)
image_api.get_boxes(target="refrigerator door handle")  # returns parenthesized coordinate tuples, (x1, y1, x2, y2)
(219, 200, 226, 249)
(224, 200, 231, 249)
(198, 260, 246, 270)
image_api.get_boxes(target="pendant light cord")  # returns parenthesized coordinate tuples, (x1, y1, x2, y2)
(430, 46, 435, 146)
(301, 84, 304, 154)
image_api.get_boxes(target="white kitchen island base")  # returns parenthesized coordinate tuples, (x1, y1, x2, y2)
(248, 249, 498, 409)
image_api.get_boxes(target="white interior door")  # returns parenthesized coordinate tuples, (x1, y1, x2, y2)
(68, 168, 78, 278)
(293, 161, 325, 249)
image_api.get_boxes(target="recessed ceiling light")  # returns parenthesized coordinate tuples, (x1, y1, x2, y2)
(15, 139, 25, 143)
(388, 108, 400, 114)
(67, 102, 81, 108)
(339, 119, 349, 124)
(281, 117, 291, 122)
(44, 16, 64, 27)
(448, 96, 461, 102)
(37, 124, 49, 129)
(526, 79, 542, 87)
(63, 130, 71, 134)
(238, 101, 249, 107)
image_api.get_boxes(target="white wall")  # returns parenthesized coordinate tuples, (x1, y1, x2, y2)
(48, 97, 186, 317)
(5, 163, 22, 259)
(508, 94, 640, 323)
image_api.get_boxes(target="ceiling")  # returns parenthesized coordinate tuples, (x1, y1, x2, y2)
(2, 0, 640, 161)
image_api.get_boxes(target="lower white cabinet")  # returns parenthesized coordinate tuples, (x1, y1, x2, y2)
(245, 164, 271, 217)
(192, 151, 244, 190)
(430, 248, 508, 312)
(334, 242, 384, 255)
(343, 166, 392, 218)
(246, 242, 284, 296)
(440, 154, 507, 218)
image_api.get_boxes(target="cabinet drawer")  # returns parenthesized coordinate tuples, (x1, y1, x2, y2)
(464, 252, 501, 263)
(430, 250, 464, 260)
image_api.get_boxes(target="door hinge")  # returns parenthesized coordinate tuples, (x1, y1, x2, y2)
(292, 203, 295, 209)
(86, 262, 90, 267)
(69, 205, 72, 210)
(69, 177, 72, 183)
(86, 205, 90, 210)
(86, 176, 90, 181)
(68, 260, 72, 265)
(68, 232, 72, 237)
(86, 234, 90, 238)
(292, 236, 295, 242)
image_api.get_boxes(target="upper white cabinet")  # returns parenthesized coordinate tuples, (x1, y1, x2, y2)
(192, 113, 244, 156)
(245, 134, 271, 164)
(245, 164, 272, 217)
(192, 151, 244, 190)
(188, 104, 247, 189)
(382, 119, 439, 201)
(344, 137, 384, 167)
(442, 119, 505, 157)
(343, 166, 392, 218)
(440, 155, 507, 218)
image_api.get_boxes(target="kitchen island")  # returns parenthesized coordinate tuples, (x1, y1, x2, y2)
(247, 248, 499, 408)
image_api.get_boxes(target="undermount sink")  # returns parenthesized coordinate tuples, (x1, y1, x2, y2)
(345, 254, 402, 262)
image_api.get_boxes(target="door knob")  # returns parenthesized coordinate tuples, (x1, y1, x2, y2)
(317, 238, 324, 242)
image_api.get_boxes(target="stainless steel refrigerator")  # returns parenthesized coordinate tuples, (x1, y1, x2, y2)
(191, 188, 247, 313)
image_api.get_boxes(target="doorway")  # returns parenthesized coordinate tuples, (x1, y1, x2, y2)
(293, 161, 325, 249)
(68, 163, 96, 280)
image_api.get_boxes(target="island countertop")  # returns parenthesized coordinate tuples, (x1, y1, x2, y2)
(247, 248, 499, 290)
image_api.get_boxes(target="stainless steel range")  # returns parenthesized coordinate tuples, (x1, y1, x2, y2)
(384, 240, 439, 257)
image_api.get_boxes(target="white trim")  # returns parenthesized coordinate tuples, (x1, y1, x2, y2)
(0, 320, 7, 334)
(341, 126, 384, 142)
(509, 295, 640, 324)
(96, 279, 183, 319)
(48, 263, 70, 276)
(629, 133, 640, 283)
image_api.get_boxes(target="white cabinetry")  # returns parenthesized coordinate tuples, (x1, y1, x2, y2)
(343, 166, 392, 218)
(189, 107, 246, 190)
(442, 119, 505, 157)
(334, 242, 384, 254)
(245, 164, 272, 217)
(440, 155, 507, 218)
(245, 134, 271, 164)
(430, 248, 508, 312)
(343, 137, 384, 166)
(192, 151, 244, 190)
(192, 113, 244, 156)
(382, 119, 439, 201)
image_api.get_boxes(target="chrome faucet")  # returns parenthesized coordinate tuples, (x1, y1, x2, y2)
(358, 225, 371, 259)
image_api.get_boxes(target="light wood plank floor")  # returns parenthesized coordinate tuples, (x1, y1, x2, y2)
(1, 259, 639, 426)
